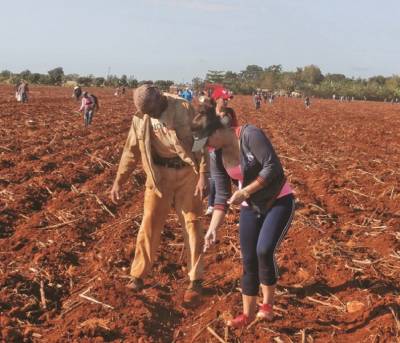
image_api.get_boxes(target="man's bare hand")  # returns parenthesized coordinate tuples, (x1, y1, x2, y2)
(110, 182, 121, 204)
(194, 173, 208, 199)
(204, 226, 217, 252)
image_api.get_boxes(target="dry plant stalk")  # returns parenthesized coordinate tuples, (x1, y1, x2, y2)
(306, 296, 344, 311)
(301, 329, 306, 343)
(79, 288, 114, 310)
(92, 194, 115, 218)
(246, 317, 260, 330)
(206, 326, 226, 343)
(342, 187, 371, 198)
(190, 318, 218, 343)
(40, 280, 47, 310)
(40, 218, 80, 229)
(79, 318, 110, 330)
(389, 307, 400, 337)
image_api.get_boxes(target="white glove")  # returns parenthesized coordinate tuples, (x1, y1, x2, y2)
(204, 227, 217, 252)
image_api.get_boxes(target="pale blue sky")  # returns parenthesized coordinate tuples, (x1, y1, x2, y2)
(1, 0, 399, 82)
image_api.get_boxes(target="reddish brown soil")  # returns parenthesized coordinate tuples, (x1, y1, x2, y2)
(1, 85, 399, 342)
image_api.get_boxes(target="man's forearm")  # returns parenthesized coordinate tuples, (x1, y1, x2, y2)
(114, 158, 136, 187)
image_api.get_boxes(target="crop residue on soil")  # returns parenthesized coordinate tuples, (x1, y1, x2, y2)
(1, 85, 399, 342)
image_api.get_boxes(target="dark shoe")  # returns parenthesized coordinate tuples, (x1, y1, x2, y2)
(183, 280, 203, 305)
(126, 277, 144, 292)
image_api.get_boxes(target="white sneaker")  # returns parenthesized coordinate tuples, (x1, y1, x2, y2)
(205, 206, 214, 216)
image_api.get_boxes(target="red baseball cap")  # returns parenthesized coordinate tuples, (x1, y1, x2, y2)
(211, 86, 230, 100)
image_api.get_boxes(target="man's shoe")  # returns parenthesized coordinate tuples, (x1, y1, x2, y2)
(183, 280, 203, 305)
(126, 277, 144, 292)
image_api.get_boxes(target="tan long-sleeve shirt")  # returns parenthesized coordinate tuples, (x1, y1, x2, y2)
(115, 93, 208, 197)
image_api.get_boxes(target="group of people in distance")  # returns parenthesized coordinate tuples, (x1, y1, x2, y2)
(253, 90, 311, 110)
(110, 84, 296, 328)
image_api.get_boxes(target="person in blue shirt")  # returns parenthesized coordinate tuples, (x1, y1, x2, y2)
(180, 88, 193, 102)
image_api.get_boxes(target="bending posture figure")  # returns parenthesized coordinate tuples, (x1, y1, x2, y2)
(191, 103, 295, 327)
(110, 84, 208, 305)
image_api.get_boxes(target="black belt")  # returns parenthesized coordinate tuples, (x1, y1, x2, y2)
(153, 154, 189, 169)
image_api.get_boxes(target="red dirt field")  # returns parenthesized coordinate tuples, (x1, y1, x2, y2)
(1, 85, 399, 342)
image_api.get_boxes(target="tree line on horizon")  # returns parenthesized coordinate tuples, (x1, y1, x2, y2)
(202, 65, 400, 101)
(1, 65, 400, 101)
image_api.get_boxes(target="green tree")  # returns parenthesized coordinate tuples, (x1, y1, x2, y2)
(120, 74, 128, 86)
(138, 80, 153, 86)
(302, 65, 324, 84)
(240, 65, 264, 83)
(30, 73, 41, 84)
(20, 69, 31, 81)
(265, 64, 282, 74)
(206, 70, 225, 84)
(222, 71, 240, 91)
(154, 80, 174, 91)
(127, 76, 138, 88)
(0, 70, 11, 78)
(325, 73, 346, 82)
(278, 72, 297, 92)
(94, 77, 105, 87)
(48, 67, 64, 85)
(77, 76, 93, 86)
(0, 70, 12, 82)
(105, 74, 120, 87)
(38, 74, 50, 84)
(260, 72, 275, 90)
(192, 77, 204, 92)
(369, 75, 386, 86)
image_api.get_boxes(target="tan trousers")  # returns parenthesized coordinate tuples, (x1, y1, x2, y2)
(130, 166, 204, 281)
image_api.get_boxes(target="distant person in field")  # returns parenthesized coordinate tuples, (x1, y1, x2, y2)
(262, 91, 268, 103)
(191, 103, 295, 328)
(304, 96, 310, 108)
(254, 93, 262, 109)
(181, 87, 193, 102)
(72, 85, 82, 101)
(121, 86, 126, 95)
(16, 81, 29, 103)
(110, 84, 208, 306)
(15, 81, 21, 101)
(269, 94, 275, 105)
(115, 86, 124, 96)
(79, 91, 99, 127)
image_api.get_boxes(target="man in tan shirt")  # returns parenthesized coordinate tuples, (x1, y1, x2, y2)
(110, 84, 208, 304)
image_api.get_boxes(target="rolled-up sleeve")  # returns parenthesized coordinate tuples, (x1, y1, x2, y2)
(211, 151, 231, 212)
(115, 120, 140, 185)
